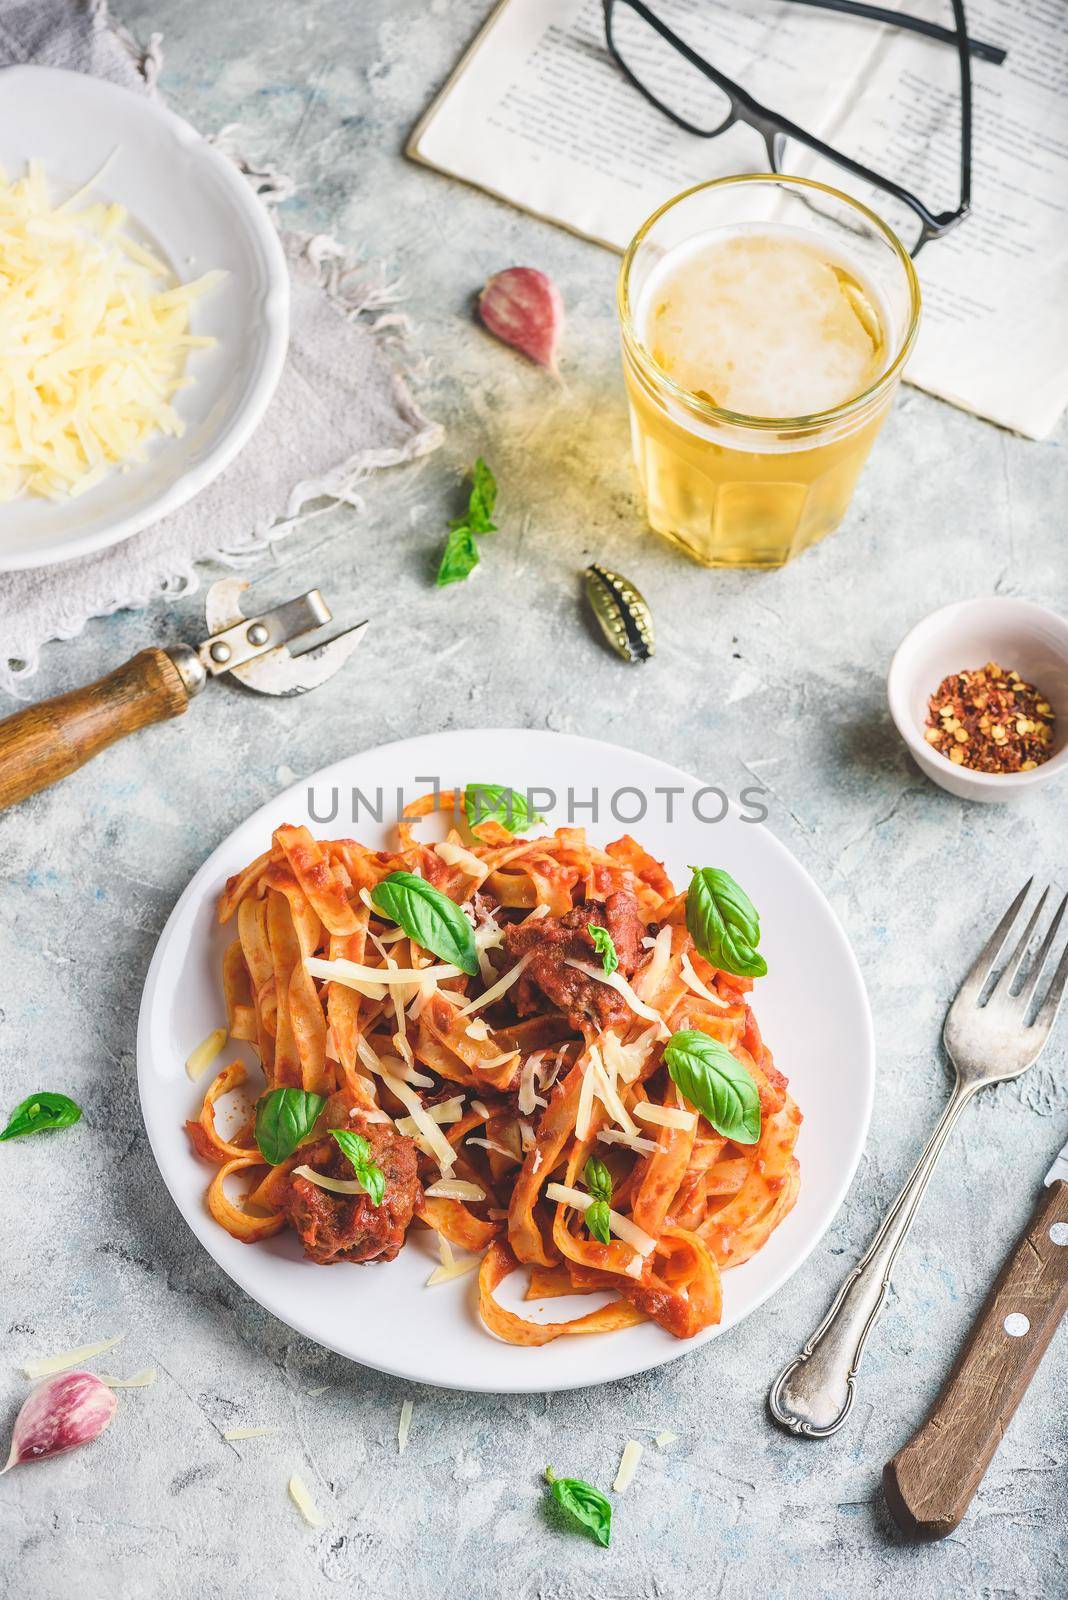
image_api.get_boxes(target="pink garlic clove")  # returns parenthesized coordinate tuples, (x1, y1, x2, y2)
(2, 1370, 117, 1471)
(477, 267, 564, 372)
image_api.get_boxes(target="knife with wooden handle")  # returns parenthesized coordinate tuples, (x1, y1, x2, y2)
(883, 1136, 1068, 1540)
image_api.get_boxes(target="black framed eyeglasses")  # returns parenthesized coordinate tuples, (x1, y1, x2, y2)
(603, 0, 1006, 256)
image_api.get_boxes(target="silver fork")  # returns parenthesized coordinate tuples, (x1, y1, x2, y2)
(769, 878, 1068, 1437)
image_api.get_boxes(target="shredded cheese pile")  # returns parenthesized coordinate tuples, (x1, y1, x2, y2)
(0, 161, 221, 502)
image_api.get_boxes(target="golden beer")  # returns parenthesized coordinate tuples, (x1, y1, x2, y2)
(618, 176, 921, 568)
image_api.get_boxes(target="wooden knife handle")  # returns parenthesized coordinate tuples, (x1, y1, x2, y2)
(0, 648, 194, 811)
(883, 1179, 1068, 1540)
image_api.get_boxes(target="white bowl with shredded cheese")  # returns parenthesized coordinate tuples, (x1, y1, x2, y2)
(0, 67, 288, 570)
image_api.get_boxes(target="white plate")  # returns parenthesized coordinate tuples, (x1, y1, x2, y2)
(137, 730, 874, 1393)
(0, 66, 288, 571)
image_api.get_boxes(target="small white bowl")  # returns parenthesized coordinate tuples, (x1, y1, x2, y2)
(887, 597, 1068, 802)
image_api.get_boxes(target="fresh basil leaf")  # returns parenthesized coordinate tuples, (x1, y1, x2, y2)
(436, 523, 480, 587)
(330, 1128, 386, 1207)
(255, 1088, 327, 1165)
(464, 782, 543, 834)
(370, 870, 479, 976)
(686, 866, 767, 979)
(587, 923, 618, 976)
(0, 1091, 82, 1142)
(585, 1198, 611, 1245)
(544, 1468, 612, 1548)
(583, 1156, 613, 1204)
(467, 457, 498, 533)
(663, 1029, 761, 1145)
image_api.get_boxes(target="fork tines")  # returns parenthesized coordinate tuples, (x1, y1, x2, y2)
(964, 878, 1068, 1031)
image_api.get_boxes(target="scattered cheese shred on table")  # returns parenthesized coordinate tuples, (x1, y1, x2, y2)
(654, 1430, 677, 1449)
(0, 160, 221, 503)
(186, 1028, 228, 1080)
(614, 1439, 644, 1493)
(100, 1369, 157, 1388)
(223, 1426, 276, 1441)
(288, 1472, 327, 1529)
(24, 1334, 122, 1380)
(398, 1399, 413, 1454)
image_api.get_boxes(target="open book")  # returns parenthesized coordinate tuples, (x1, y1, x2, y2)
(409, 0, 1068, 440)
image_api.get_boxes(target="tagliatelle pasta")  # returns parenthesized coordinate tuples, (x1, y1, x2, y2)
(186, 793, 801, 1345)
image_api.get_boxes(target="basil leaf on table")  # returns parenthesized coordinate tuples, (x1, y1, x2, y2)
(587, 923, 618, 976)
(584, 1198, 611, 1246)
(255, 1088, 327, 1165)
(663, 1029, 761, 1145)
(435, 458, 499, 586)
(685, 866, 767, 979)
(330, 1128, 386, 1207)
(370, 870, 479, 976)
(0, 1091, 82, 1141)
(464, 782, 543, 834)
(583, 1156, 613, 1204)
(466, 457, 498, 533)
(544, 1468, 612, 1548)
(436, 524, 480, 587)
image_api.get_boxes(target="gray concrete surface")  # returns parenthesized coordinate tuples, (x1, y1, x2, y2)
(1, 4, 1065, 1597)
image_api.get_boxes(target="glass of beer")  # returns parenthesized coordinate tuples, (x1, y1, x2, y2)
(617, 175, 921, 568)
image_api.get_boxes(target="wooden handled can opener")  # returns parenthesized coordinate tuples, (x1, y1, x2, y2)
(0, 576, 367, 811)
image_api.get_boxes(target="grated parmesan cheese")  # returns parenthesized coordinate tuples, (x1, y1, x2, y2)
(398, 1398, 414, 1453)
(458, 953, 533, 1016)
(24, 1335, 122, 1380)
(100, 1369, 157, 1388)
(602, 1024, 662, 1086)
(0, 161, 222, 503)
(518, 1053, 548, 1116)
(223, 1426, 275, 1441)
(633, 925, 674, 1002)
(681, 953, 730, 1009)
(654, 1430, 677, 1449)
(575, 1047, 600, 1141)
(288, 1472, 326, 1529)
(634, 1101, 697, 1132)
(470, 1099, 491, 1119)
(597, 1129, 658, 1156)
(355, 1032, 433, 1090)
(305, 955, 462, 989)
(614, 1440, 644, 1493)
(426, 1230, 484, 1285)
(293, 1164, 375, 1197)
(588, 1054, 640, 1137)
(564, 959, 670, 1037)
(424, 1179, 486, 1202)
(434, 839, 488, 880)
(382, 1071, 457, 1175)
(466, 1136, 521, 1163)
(395, 1096, 465, 1141)
(186, 1027, 227, 1080)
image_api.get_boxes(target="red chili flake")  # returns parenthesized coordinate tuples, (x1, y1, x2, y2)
(924, 662, 1055, 774)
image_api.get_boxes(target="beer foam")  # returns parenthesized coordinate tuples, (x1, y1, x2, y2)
(637, 224, 892, 420)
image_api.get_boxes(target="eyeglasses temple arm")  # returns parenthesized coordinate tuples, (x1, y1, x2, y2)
(780, 0, 1005, 65)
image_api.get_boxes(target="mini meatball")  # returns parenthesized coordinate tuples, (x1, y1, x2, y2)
(504, 889, 648, 1032)
(284, 1118, 422, 1266)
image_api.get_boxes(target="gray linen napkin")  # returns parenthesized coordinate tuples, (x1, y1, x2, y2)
(0, 0, 443, 697)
